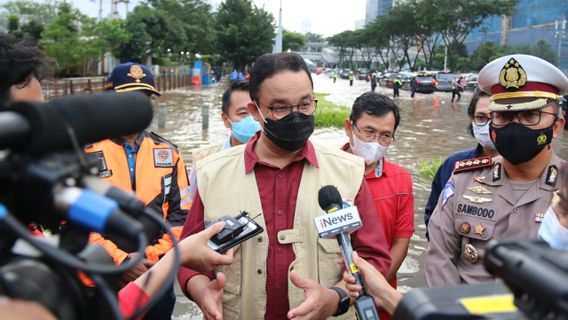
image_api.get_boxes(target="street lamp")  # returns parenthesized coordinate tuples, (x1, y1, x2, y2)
(555, 19, 566, 65)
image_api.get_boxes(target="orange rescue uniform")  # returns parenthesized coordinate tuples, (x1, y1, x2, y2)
(85, 132, 191, 264)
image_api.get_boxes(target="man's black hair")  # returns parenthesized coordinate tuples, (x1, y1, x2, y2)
(466, 89, 490, 137)
(350, 92, 401, 132)
(222, 80, 250, 114)
(249, 52, 313, 101)
(0, 33, 52, 105)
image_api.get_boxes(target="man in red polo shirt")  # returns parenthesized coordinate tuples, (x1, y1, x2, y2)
(177, 53, 391, 320)
(343, 91, 415, 319)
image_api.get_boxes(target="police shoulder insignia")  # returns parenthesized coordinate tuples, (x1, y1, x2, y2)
(499, 57, 527, 90)
(453, 156, 492, 174)
(546, 165, 558, 187)
(492, 162, 502, 182)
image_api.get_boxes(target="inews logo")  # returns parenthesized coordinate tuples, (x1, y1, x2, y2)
(314, 206, 362, 238)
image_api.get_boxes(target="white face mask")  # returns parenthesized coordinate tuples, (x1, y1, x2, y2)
(351, 134, 388, 165)
(473, 122, 495, 149)
(538, 206, 568, 250)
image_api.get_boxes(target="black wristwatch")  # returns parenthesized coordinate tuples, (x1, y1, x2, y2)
(330, 286, 350, 316)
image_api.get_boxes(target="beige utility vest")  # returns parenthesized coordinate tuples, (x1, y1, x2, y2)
(197, 142, 364, 319)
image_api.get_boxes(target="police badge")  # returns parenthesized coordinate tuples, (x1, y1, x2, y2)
(499, 58, 527, 90)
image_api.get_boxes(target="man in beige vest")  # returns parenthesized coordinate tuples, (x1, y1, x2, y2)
(187, 80, 260, 201)
(177, 52, 391, 320)
(426, 54, 567, 286)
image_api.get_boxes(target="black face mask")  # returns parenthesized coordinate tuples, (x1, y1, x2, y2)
(262, 112, 315, 151)
(489, 121, 553, 165)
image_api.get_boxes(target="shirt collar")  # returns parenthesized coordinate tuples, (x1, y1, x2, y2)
(111, 132, 144, 148)
(244, 132, 318, 174)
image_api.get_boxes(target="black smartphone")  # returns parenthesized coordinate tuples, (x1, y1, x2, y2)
(207, 212, 264, 253)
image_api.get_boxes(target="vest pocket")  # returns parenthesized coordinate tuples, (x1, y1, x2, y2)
(317, 238, 342, 288)
(219, 244, 242, 295)
(222, 296, 241, 320)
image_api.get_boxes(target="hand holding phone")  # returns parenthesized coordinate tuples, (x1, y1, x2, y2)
(207, 211, 264, 253)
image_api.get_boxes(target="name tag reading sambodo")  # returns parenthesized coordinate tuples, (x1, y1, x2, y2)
(314, 206, 362, 238)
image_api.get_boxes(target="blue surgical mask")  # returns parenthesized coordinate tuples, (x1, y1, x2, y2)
(473, 122, 495, 150)
(538, 206, 568, 250)
(229, 115, 261, 144)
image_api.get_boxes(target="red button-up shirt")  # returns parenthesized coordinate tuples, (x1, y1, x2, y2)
(178, 135, 391, 319)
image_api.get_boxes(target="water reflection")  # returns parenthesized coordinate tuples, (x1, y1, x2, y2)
(155, 74, 568, 292)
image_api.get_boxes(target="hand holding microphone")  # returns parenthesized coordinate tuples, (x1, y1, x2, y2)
(316, 185, 380, 320)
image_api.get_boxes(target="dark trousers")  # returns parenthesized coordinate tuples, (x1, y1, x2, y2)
(349, 79, 353, 86)
(371, 84, 377, 92)
(411, 89, 416, 97)
(142, 285, 176, 320)
(451, 89, 461, 102)
(393, 87, 400, 97)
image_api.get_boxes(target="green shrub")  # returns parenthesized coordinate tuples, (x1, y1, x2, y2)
(314, 92, 350, 128)
(418, 157, 443, 179)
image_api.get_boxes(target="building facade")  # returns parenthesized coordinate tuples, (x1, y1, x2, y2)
(465, 0, 568, 72)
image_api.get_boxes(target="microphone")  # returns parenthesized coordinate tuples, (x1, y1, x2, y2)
(82, 176, 145, 218)
(317, 185, 379, 320)
(0, 92, 153, 155)
(54, 187, 143, 239)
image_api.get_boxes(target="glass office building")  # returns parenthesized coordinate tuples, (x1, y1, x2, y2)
(465, 0, 568, 72)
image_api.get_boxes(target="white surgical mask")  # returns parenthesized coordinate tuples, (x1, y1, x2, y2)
(473, 122, 495, 149)
(351, 134, 388, 165)
(538, 206, 568, 250)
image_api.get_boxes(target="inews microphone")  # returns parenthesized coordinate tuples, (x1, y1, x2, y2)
(317, 185, 379, 320)
(0, 92, 153, 155)
(54, 187, 143, 239)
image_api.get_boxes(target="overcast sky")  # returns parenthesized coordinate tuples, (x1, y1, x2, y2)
(68, 0, 365, 37)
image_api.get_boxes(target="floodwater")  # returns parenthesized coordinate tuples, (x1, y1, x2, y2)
(154, 74, 568, 319)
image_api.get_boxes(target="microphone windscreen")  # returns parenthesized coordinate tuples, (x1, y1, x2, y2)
(318, 185, 343, 212)
(14, 92, 153, 154)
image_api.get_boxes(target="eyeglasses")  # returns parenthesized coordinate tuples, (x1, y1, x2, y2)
(255, 97, 318, 119)
(353, 124, 394, 144)
(473, 115, 490, 126)
(490, 110, 558, 127)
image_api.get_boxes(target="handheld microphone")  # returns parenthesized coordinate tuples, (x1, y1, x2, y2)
(54, 187, 143, 238)
(317, 185, 380, 320)
(0, 92, 153, 155)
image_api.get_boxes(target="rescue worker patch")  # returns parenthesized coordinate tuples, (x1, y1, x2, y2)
(90, 151, 112, 178)
(154, 148, 174, 167)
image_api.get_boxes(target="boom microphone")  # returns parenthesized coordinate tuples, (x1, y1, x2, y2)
(0, 92, 153, 154)
(317, 185, 379, 320)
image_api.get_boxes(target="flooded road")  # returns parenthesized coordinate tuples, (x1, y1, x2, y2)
(156, 74, 568, 319)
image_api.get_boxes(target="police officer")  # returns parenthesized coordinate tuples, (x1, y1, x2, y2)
(425, 54, 567, 287)
(85, 62, 191, 319)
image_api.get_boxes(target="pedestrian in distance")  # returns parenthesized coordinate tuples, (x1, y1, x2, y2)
(349, 71, 354, 86)
(392, 77, 401, 98)
(425, 54, 567, 287)
(451, 75, 464, 103)
(371, 73, 378, 92)
(332, 70, 337, 83)
(410, 76, 417, 98)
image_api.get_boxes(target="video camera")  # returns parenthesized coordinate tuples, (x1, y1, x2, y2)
(393, 239, 568, 320)
(0, 92, 176, 320)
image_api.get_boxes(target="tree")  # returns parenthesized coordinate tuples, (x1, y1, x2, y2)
(283, 30, 306, 52)
(305, 32, 324, 43)
(2, 0, 58, 41)
(215, 0, 275, 71)
(327, 30, 360, 69)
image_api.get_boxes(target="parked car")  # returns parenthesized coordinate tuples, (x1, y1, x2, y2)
(340, 69, 351, 79)
(434, 72, 455, 92)
(380, 72, 398, 88)
(464, 73, 479, 91)
(357, 68, 369, 80)
(415, 73, 437, 93)
(399, 71, 418, 90)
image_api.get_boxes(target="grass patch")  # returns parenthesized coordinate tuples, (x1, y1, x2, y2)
(314, 92, 350, 128)
(418, 157, 443, 179)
